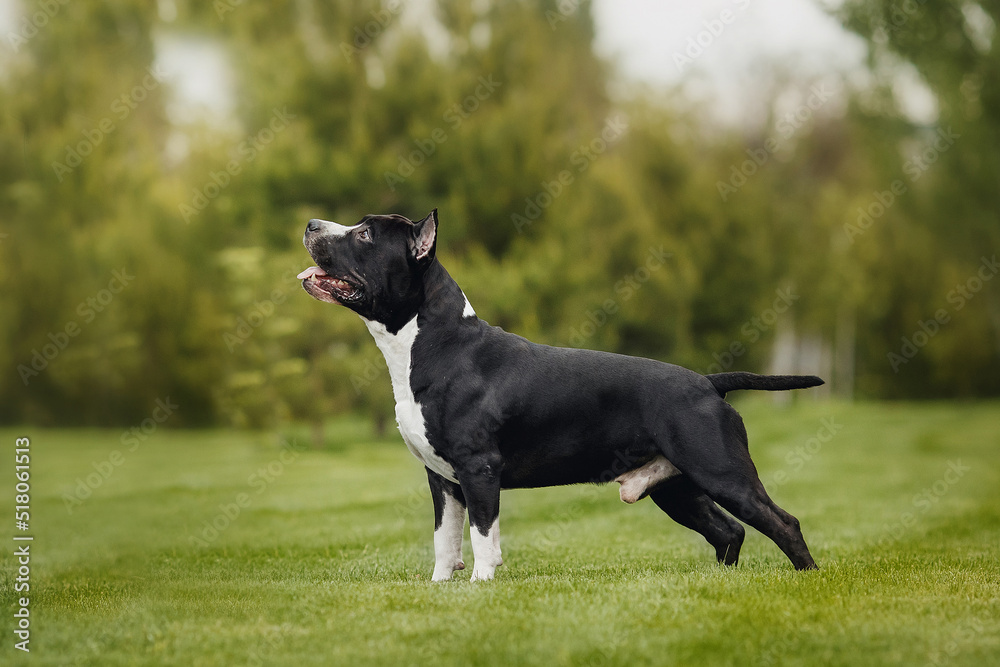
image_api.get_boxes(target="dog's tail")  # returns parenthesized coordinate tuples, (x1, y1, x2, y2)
(706, 372, 824, 398)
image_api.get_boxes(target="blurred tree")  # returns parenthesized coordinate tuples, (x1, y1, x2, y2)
(2, 0, 998, 429)
(835, 0, 1000, 397)
(0, 0, 223, 425)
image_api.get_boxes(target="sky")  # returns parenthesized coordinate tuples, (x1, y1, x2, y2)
(592, 0, 866, 87)
(0, 0, 897, 127)
(591, 0, 886, 126)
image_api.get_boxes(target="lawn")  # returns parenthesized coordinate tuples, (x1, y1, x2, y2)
(2, 399, 999, 666)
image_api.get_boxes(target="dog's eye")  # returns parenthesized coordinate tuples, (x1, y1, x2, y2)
(357, 228, 372, 242)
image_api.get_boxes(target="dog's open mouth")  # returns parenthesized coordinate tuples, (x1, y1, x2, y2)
(297, 266, 361, 303)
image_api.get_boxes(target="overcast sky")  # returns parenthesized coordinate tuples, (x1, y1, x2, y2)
(592, 0, 865, 86)
(1, 0, 879, 126)
(591, 0, 871, 124)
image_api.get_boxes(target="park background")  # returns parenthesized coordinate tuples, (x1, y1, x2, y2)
(2, 0, 999, 432)
(0, 1, 999, 665)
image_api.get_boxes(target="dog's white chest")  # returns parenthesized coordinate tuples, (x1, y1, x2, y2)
(363, 316, 458, 483)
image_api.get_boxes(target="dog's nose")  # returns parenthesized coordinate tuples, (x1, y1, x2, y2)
(306, 219, 322, 234)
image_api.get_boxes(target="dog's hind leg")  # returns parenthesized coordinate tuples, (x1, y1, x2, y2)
(707, 482, 817, 570)
(648, 476, 745, 566)
(427, 468, 467, 581)
(663, 404, 817, 570)
(678, 466, 817, 570)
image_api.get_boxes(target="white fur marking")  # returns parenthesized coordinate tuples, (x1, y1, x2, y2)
(461, 292, 476, 318)
(469, 518, 502, 582)
(432, 493, 466, 581)
(363, 316, 458, 483)
(314, 219, 361, 237)
(615, 455, 681, 504)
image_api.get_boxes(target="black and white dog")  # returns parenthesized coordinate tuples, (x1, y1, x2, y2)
(298, 210, 823, 581)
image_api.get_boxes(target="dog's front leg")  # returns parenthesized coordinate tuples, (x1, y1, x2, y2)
(427, 468, 467, 581)
(457, 455, 503, 582)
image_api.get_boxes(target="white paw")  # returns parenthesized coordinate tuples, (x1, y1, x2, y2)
(469, 555, 502, 582)
(431, 560, 464, 582)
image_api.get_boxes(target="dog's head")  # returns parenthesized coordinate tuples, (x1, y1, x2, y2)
(298, 210, 438, 329)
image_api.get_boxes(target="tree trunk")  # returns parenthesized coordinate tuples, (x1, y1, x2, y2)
(374, 412, 388, 438)
(310, 418, 324, 450)
(834, 303, 856, 400)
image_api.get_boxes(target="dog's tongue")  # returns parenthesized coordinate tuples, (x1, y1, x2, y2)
(297, 266, 326, 280)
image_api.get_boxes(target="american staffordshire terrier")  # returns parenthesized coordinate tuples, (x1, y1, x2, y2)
(298, 210, 823, 581)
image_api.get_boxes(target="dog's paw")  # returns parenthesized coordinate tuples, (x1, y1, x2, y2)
(431, 560, 465, 582)
(469, 567, 495, 582)
(469, 557, 502, 582)
(470, 554, 503, 581)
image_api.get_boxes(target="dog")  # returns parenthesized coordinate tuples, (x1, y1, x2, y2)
(298, 210, 823, 581)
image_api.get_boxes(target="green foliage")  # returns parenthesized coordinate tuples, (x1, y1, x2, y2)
(1, 0, 998, 427)
(833, 0, 1000, 397)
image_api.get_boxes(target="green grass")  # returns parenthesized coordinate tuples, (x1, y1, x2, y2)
(2, 400, 999, 666)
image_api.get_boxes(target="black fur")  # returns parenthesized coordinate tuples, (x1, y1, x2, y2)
(706, 372, 824, 397)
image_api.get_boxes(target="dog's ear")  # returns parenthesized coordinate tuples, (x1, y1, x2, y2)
(410, 209, 438, 263)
